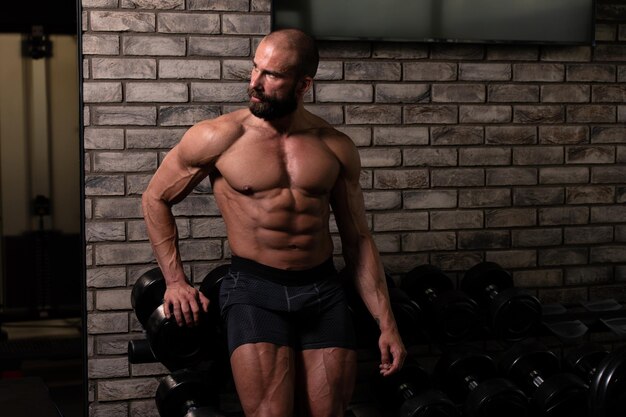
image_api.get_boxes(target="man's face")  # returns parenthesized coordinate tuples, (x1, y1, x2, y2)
(248, 40, 302, 121)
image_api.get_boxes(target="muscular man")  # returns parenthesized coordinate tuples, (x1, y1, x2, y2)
(142, 29, 406, 417)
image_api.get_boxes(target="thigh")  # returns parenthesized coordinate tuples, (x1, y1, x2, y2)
(296, 348, 357, 417)
(231, 342, 296, 417)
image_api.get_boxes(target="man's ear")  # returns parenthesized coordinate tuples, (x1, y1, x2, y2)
(297, 76, 313, 96)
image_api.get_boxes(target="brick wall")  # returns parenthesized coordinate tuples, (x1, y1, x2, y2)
(82, 0, 626, 414)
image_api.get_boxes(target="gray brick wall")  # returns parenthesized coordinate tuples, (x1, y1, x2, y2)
(82, 0, 626, 413)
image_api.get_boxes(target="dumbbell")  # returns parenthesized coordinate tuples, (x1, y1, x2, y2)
(378, 358, 459, 417)
(401, 264, 481, 344)
(564, 342, 626, 417)
(461, 262, 541, 342)
(499, 338, 588, 417)
(130, 266, 226, 370)
(156, 365, 225, 417)
(433, 345, 528, 417)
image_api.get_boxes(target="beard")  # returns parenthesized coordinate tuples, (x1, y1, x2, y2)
(248, 87, 298, 121)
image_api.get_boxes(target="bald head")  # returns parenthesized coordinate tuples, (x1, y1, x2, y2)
(261, 29, 319, 78)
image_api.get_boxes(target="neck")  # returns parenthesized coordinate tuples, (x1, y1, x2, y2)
(254, 103, 308, 135)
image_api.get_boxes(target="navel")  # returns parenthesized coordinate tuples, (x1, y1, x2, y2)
(242, 185, 254, 195)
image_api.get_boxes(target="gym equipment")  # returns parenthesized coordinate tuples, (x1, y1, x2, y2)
(401, 264, 481, 345)
(433, 345, 528, 417)
(499, 339, 588, 417)
(387, 284, 423, 347)
(128, 338, 157, 364)
(564, 342, 626, 417)
(377, 358, 459, 417)
(131, 266, 225, 370)
(156, 365, 225, 417)
(461, 262, 541, 342)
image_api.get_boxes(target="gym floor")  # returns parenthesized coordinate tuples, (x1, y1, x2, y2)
(0, 318, 84, 417)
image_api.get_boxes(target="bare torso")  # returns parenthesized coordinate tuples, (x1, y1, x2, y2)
(208, 110, 344, 270)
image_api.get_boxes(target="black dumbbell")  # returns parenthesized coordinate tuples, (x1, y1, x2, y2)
(401, 264, 481, 345)
(377, 358, 459, 417)
(156, 365, 225, 417)
(564, 342, 626, 417)
(131, 267, 222, 370)
(434, 345, 528, 417)
(499, 339, 588, 417)
(461, 262, 541, 342)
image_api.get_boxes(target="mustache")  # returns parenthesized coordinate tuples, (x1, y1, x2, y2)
(247, 87, 266, 101)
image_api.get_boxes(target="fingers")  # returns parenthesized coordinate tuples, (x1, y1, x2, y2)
(164, 284, 207, 327)
(379, 339, 407, 377)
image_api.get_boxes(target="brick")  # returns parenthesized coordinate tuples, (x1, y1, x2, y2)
(592, 85, 626, 103)
(157, 13, 220, 34)
(566, 64, 616, 82)
(373, 127, 428, 146)
(402, 232, 456, 252)
(566, 186, 614, 204)
(459, 63, 511, 81)
(432, 252, 484, 273)
(83, 34, 120, 55)
(486, 168, 536, 186)
(539, 248, 588, 266)
(403, 62, 457, 81)
(541, 85, 590, 103)
(188, 0, 248, 11)
(485, 208, 536, 228)
(179, 239, 222, 261)
(96, 242, 154, 265)
(315, 84, 373, 103)
(373, 43, 428, 59)
(513, 147, 563, 165)
(363, 191, 402, 210)
(514, 269, 562, 288)
(431, 84, 485, 103)
(90, 11, 155, 32)
(221, 59, 253, 80)
(430, 210, 483, 230)
(404, 190, 457, 209)
(374, 234, 401, 253)
(131, 362, 169, 377)
(541, 46, 592, 62)
(592, 166, 626, 183)
(86, 222, 125, 242)
(404, 105, 457, 124)
(431, 168, 484, 187)
(96, 289, 133, 310)
(539, 126, 588, 145)
(98, 378, 159, 401)
(373, 212, 428, 232)
(403, 148, 457, 167)
(315, 61, 343, 81)
(485, 250, 536, 269)
(538, 287, 587, 304)
(94, 198, 143, 219)
(122, 0, 184, 8)
(458, 230, 509, 250)
(123, 35, 186, 56)
(488, 85, 539, 103)
(88, 312, 129, 334)
(565, 266, 613, 286)
(431, 44, 484, 60)
(539, 167, 589, 184)
(190, 218, 227, 238)
(89, 402, 128, 417)
(338, 127, 371, 146)
(591, 126, 626, 144)
(459, 148, 510, 166)
(512, 228, 562, 247)
(513, 64, 565, 82)
(189, 37, 250, 57)
(564, 226, 614, 245)
(595, 23, 617, 41)
(485, 126, 537, 145)
(92, 106, 156, 126)
(513, 187, 564, 206)
(191, 82, 248, 102)
(83, 0, 119, 7)
(222, 14, 270, 35)
(87, 267, 126, 288)
(431, 126, 483, 146)
(568, 105, 617, 123)
(345, 62, 401, 81)
(620, 66, 626, 83)
(158, 105, 220, 126)
(359, 149, 401, 168)
(591, 245, 626, 264)
(486, 46, 538, 61)
(375, 84, 430, 104)
(160, 59, 221, 80)
(127, 82, 188, 102)
(374, 169, 428, 189)
(566, 146, 615, 164)
(318, 41, 371, 59)
(307, 105, 344, 125)
(459, 189, 510, 208)
(513, 105, 564, 123)
(92, 58, 157, 79)
(127, 128, 185, 149)
(85, 175, 125, 196)
(94, 152, 157, 172)
(346, 105, 401, 124)
(459, 105, 511, 123)
(129, 400, 160, 417)
(596, 4, 626, 21)
(171, 195, 220, 216)
(539, 207, 589, 226)
(84, 128, 125, 149)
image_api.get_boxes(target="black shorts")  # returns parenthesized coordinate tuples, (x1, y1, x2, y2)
(219, 256, 357, 355)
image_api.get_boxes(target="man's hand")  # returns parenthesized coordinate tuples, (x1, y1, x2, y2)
(163, 281, 210, 327)
(378, 327, 407, 377)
